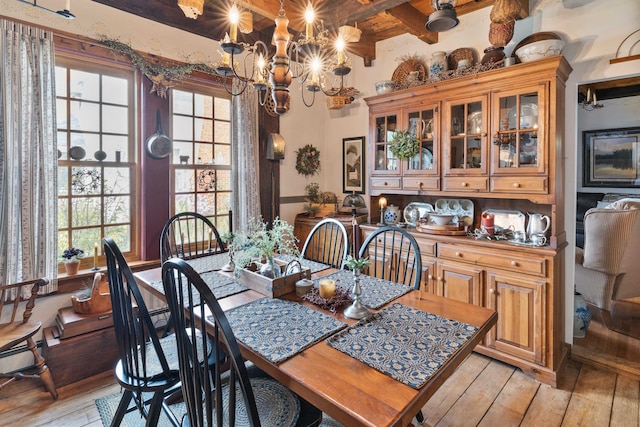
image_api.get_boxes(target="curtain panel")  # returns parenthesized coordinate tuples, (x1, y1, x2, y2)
(231, 80, 261, 232)
(0, 19, 58, 293)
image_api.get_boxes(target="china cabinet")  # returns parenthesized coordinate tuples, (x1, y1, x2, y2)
(362, 56, 572, 387)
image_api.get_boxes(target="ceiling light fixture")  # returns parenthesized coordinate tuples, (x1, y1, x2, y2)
(216, 0, 352, 115)
(18, 0, 75, 19)
(426, 0, 458, 32)
(177, 0, 204, 19)
(579, 87, 604, 111)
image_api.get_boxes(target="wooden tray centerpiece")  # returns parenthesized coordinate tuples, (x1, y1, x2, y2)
(416, 223, 467, 236)
(235, 258, 311, 298)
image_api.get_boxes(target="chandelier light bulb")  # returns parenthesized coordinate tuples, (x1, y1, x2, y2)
(229, 4, 240, 42)
(305, 3, 315, 39)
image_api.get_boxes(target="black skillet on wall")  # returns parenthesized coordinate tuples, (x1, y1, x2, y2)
(145, 110, 172, 159)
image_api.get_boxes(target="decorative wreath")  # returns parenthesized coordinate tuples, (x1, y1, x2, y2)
(197, 169, 216, 191)
(295, 144, 320, 177)
(71, 168, 101, 193)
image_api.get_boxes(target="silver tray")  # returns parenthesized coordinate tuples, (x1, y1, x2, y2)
(483, 209, 526, 233)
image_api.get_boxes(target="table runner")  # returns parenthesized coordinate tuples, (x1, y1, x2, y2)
(224, 298, 346, 364)
(326, 303, 479, 389)
(149, 270, 248, 303)
(313, 270, 412, 309)
(276, 255, 331, 274)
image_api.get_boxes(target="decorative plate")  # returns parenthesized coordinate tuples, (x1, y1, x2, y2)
(403, 202, 434, 226)
(69, 146, 86, 160)
(507, 103, 538, 129)
(392, 58, 428, 85)
(447, 48, 476, 70)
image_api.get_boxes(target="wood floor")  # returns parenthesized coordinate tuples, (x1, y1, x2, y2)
(3, 326, 640, 427)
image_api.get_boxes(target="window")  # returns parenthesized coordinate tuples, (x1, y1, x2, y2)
(56, 57, 137, 264)
(171, 85, 232, 235)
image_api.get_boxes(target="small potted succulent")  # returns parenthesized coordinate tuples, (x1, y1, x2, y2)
(62, 247, 85, 275)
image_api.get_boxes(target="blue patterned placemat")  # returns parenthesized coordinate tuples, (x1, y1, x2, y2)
(150, 270, 247, 303)
(313, 270, 412, 309)
(224, 298, 347, 364)
(326, 303, 479, 389)
(276, 255, 331, 274)
(186, 253, 231, 273)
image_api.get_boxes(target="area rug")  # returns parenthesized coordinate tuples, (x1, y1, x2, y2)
(96, 391, 344, 427)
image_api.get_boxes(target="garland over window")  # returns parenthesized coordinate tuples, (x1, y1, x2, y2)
(295, 144, 320, 177)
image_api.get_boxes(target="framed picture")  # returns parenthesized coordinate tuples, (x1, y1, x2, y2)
(343, 136, 365, 194)
(584, 127, 640, 188)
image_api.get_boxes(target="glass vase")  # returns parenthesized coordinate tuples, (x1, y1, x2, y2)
(260, 257, 282, 279)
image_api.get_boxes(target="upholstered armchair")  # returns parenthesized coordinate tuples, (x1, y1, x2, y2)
(575, 198, 640, 327)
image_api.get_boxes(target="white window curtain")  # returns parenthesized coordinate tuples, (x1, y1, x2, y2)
(0, 19, 58, 292)
(231, 80, 261, 232)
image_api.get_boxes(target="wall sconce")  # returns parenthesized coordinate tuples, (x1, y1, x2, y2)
(579, 87, 604, 111)
(267, 133, 285, 160)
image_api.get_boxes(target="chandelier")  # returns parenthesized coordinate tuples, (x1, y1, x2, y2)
(579, 87, 604, 111)
(216, 0, 352, 115)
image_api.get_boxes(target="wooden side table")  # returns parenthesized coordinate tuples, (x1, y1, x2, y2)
(293, 213, 367, 252)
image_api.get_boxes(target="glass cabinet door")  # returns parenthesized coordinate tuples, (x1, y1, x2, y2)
(492, 86, 545, 174)
(373, 113, 399, 173)
(444, 96, 488, 175)
(405, 105, 437, 175)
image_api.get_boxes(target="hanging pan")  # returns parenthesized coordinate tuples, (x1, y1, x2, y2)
(145, 110, 172, 159)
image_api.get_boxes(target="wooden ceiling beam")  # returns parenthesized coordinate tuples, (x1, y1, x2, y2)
(385, 3, 438, 45)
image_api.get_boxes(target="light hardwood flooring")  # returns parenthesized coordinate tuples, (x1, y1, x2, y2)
(3, 342, 640, 427)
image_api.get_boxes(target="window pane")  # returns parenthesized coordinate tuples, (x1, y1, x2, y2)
(103, 105, 129, 134)
(70, 70, 99, 101)
(214, 97, 230, 120)
(105, 196, 130, 224)
(194, 93, 212, 118)
(173, 90, 193, 115)
(214, 145, 231, 166)
(195, 118, 213, 142)
(58, 199, 68, 228)
(215, 216, 230, 235)
(58, 167, 68, 195)
(55, 66, 67, 96)
(216, 192, 231, 214)
(71, 167, 102, 195)
(214, 121, 230, 143)
(175, 169, 195, 192)
(103, 135, 129, 160)
(104, 167, 130, 194)
(196, 168, 216, 192)
(58, 232, 69, 256)
(197, 193, 215, 215)
(173, 115, 193, 140)
(104, 225, 131, 252)
(70, 101, 100, 132)
(80, 133, 100, 158)
(176, 194, 195, 212)
(71, 197, 102, 227)
(217, 170, 231, 191)
(56, 99, 68, 129)
(102, 75, 128, 105)
(195, 144, 214, 165)
(173, 142, 193, 163)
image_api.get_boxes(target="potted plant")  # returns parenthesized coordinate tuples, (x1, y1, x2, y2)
(62, 247, 85, 275)
(233, 217, 300, 278)
(303, 203, 321, 218)
(389, 130, 420, 160)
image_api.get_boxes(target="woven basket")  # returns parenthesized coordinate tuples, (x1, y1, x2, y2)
(489, 21, 515, 47)
(338, 25, 362, 43)
(490, 0, 521, 23)
(326, 96, 349, 110)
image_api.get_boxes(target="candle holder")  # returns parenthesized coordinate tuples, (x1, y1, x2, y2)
(377, 207, 386, 226)
(343, 269, 371, 319)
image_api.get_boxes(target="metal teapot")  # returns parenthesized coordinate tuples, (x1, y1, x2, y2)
(527, 213, 550, 236)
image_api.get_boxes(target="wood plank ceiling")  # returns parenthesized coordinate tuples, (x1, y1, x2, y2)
(91, 0, 529, 66)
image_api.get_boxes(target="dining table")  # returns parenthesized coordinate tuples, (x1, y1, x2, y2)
(135, 254, 497, 427)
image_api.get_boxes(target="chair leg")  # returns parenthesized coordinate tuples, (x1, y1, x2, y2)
(415, 409, 425, 424)
(111, 389, 134, 427)
(26, 337, 58, 399)
(146, 391, 166, 427)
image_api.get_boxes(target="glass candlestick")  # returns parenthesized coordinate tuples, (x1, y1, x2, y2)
(343, 269, 371, 319)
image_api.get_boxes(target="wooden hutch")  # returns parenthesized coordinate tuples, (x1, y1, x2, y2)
(363, 56, 572, 386)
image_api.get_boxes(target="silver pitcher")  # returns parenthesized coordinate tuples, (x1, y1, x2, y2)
(527, 213, 550, 236)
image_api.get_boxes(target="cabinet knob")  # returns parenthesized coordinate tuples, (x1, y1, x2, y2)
(455, 251, 461, 257)
(383, 182, 388, 186)
(489, 288, 495, 294)
(511, 260, 518, 266)
(419, 182, 424, 189)
(437, 276, 442, 282)
(461, 182, 467, 187)
(513, 182, 520, 188)
(427, 274, 433, 280)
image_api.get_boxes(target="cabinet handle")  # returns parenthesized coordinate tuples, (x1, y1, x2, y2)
(455, 251, 461, 257)
(511, 260, 518, 266)
(513, 182, 520, 188)
(461, 182, 467, 187)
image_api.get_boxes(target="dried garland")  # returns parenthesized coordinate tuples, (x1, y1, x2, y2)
(295, 144, 321, 177)
(99, 38, 219, 97)
(71, 168, 101, 193)
(394, 61, 503, 91)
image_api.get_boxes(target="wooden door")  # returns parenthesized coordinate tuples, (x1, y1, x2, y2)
(436, 260, 483, 306)
(486, 271, 546, 364)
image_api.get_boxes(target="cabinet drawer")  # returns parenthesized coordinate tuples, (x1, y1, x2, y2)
(491, 176, 548, 194)
(442, 176, 488, 192)
(439, 244, 546, 277)
(403, 177, 440, 191)
(413, 236, 437, 257)
(371, 177, 402, 190)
